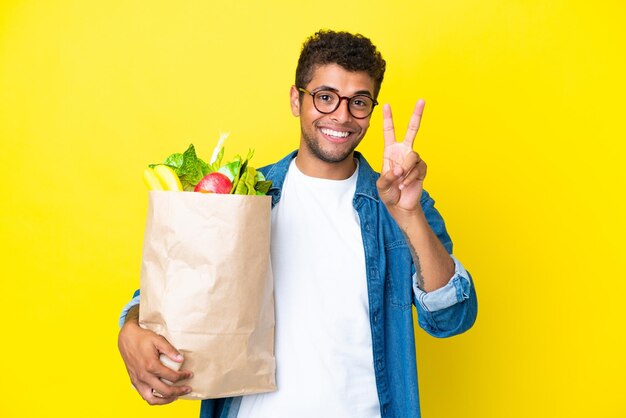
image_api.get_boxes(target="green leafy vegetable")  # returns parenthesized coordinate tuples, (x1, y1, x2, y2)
(150, 144, 211, 191)
(162, 153, 184, 168)
(149, 136, 272, 195)
(218, 158, 242, 182)
(254, 180, 272, 195)
(244, 166, 257, 195)
(234, 170, 249, 195)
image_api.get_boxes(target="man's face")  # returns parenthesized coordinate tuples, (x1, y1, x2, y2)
(290, 63, 375, 165)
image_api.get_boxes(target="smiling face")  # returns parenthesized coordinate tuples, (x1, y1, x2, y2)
(290, 63, 376, 179)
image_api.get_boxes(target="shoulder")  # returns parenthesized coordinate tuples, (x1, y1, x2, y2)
(258, 150, 297, 181)
(258, 151, 298, 205)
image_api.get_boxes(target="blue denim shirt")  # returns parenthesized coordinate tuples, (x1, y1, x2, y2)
(120, 151, 478, 418)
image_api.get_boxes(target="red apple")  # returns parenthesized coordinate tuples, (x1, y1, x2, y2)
(194, 172, 233, 194)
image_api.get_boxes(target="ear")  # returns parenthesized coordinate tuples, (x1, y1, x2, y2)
(290, 85, 301, 117)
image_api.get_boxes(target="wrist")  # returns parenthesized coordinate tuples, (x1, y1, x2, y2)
(122, 305, 140, 327)
(121, 319, 140, 334)
(391, 206, 427, 231)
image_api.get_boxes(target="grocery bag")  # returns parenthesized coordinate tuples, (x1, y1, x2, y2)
(139, 190, 276, 400)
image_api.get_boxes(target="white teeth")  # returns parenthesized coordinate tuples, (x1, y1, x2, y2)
(321, 128, 349, 138)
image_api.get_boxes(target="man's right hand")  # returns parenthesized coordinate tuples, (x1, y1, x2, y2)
(118, 306, 193, 405)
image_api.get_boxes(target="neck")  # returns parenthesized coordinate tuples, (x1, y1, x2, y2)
(295, 150, 357, 180)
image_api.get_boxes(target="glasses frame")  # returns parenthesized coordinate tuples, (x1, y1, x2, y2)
(298, 87, 378, 119)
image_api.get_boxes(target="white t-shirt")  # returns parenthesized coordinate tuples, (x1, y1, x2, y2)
(237, 159, 380, 418)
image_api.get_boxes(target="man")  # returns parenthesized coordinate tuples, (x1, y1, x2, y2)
(118, 30, 477, 418)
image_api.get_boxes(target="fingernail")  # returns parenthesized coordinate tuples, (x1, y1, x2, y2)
(399, 184, 405, 190)
(175, 354, 184, 361)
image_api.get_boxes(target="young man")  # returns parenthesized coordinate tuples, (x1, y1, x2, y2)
(118, 30, 477, 418)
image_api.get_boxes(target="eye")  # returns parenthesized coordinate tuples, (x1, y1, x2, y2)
(315, 91, 337, 103)
(351, 96, 372, 108)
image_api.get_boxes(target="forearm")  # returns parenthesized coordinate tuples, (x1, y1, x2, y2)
(118, 292, 141, 328)
(399, 210, 455, 292)
(124, 304, 140, 326)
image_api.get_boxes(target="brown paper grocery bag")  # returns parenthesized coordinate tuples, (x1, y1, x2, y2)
(139, 191, 276, 400)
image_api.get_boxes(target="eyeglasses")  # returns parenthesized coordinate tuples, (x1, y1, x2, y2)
(298, 88, 378, 119)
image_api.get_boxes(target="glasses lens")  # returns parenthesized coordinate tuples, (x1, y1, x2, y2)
(313, 90, 340, 113)
(349, 96, 374, 118)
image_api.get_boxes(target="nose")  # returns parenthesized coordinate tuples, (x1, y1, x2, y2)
(330, 97, 353, 122)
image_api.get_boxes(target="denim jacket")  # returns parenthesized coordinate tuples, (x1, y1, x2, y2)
(195, 151, 478, 418)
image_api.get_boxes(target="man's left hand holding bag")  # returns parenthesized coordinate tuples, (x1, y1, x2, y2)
(118, 305, 194, 405)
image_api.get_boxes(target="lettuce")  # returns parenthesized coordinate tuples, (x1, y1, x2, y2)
(150, 144, 210, 191)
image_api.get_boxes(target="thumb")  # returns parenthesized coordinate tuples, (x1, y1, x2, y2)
(376, 167, 402, 204)
(377, 165, 402, 189)
(154, 336, 184, 364)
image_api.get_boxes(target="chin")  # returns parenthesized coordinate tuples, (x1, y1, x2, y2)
(307, 138, 357, 163)
(302, 130, 360, 164)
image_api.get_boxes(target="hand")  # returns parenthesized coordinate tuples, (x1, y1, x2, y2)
(376, 100, 428, 218)
(118, 319, 193, 405)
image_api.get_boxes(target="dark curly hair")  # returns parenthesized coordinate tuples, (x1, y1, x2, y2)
(295, 30, 386, 99)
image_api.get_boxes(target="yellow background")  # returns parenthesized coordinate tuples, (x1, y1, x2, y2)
(1, 1, 624, 417)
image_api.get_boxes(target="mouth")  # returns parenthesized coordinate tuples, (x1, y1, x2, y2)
(319, 126, 354, 143)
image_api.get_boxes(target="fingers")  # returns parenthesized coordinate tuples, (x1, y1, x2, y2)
(119, 324, 192, 406)
(399, 152, 427, 190)
(377, 162, 403, 190)
(382, 104, 396, 147)
(403, 99, 425, 147)
(148, 372, 191, 399)
(133, 362, 192, 405)
(379, 151, 427, 193)
(146, 338, 193, 386)
(383, 100, 425, 150)
(158, 352, 190, 384)
(154, 337, 193, 382)
(154, 336, 184, 365)
(154, 360, 193, 386)
(135, 381, 181, 406)
(376, 165, 402, 205)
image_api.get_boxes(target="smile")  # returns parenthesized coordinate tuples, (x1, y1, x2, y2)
(320, 128, 350, 139)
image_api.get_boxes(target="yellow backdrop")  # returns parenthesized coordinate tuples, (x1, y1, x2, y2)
(1, 1, 624, 417)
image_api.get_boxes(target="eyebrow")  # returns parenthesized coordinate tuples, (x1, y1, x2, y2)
(312, 85, 374, 97)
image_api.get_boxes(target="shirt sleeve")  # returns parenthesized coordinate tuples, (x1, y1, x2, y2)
(411, 190, 478, 337)
(118, 290, 140, 329)
(413, 255, 471, 312)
